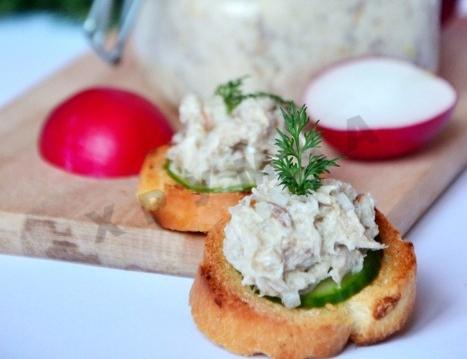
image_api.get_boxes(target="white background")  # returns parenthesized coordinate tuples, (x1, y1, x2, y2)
(0, 13, 466, 359)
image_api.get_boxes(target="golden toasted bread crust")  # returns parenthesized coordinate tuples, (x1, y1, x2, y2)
(189, 210, 416, 359)
(137, 146, 246, 232)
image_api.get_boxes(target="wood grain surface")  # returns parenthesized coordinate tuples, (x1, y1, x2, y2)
(0, 20, 466, 277)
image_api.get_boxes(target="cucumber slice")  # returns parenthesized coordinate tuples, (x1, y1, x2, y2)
(164, 160, 255, 193)
(264, 248, 383, 308)
(300, 249, 383, 308)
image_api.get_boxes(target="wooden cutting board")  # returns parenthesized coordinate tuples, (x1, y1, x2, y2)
(0, 20, 466, 278)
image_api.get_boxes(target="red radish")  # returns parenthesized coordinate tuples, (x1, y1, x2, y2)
(39, 87, 173, 177)
(304, 57, 457, 160)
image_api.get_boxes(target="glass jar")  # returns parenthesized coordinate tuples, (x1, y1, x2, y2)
(89, 0, 442, 105)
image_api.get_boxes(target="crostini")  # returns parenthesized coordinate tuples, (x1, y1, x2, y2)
(138, 78, 291, 232)
(189, 104, 416, 358)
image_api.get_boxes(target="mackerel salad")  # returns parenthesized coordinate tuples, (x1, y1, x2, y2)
(166, 80, 286, 191)
(224, 170, 385, 308)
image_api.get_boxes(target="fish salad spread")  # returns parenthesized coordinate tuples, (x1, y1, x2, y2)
(135, 0, 440, 103)
(223, 171, 384, 308)
(167, 95, 282, 189)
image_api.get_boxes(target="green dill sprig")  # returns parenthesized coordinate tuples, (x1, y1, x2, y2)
(272, 103, 339, 195)
(215, 76, 292, 114)
(214, 77, 246, 114)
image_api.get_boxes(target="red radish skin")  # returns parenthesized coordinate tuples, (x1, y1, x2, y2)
(318, 107, 454, 160)
(39, 87, 173, 177)
(304, 57, 457, 160)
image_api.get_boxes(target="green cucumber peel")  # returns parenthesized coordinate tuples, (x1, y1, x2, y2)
(164, 160, 255, 194)
(266, 247, 383, 308)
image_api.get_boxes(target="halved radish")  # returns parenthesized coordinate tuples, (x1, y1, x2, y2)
(39, 87, 173, 177)
(304, 57, 457, 160)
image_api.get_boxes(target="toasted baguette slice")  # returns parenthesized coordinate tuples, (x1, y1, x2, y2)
(137, 146, 247, 232)
(190, 210, 416, 359)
